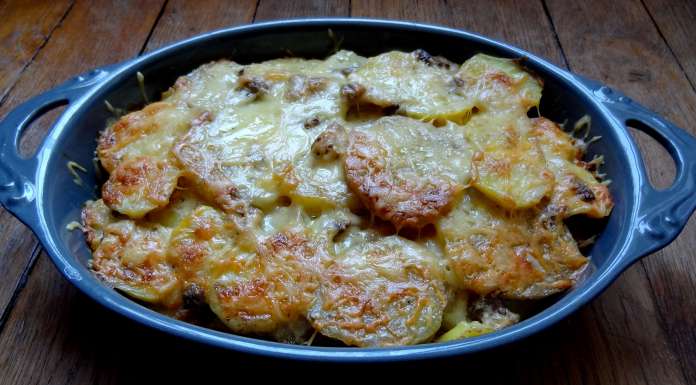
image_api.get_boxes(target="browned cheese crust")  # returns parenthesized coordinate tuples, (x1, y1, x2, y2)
(344, 116, 472, 230)
(437, 191, 588, 299)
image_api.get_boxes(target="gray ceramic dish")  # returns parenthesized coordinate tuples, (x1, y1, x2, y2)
(1, 19, 695, 362)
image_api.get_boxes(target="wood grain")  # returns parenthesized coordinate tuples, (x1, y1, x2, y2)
(0, 0, 73, 103)
(255, 0, 349, 20)
(546, 1, 696, 383)
(642, 0, 696, 93)
(0, 0, 165, 327)
(143, 0, 257, 51)
(352, 0, 566, 66)
(0, 0, 695, 382)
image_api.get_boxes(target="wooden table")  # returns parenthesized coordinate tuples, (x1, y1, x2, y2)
(1, 0, 695, 382)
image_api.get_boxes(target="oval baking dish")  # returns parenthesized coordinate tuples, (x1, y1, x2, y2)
(1, 19, 695, 362)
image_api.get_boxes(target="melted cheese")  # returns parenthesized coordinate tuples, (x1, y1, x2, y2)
(308, 233, 447, 347)
(345, 116, 473, 229)
(97, 102, 197, 217)
(437, 190, 588, 299)
(455, 54, 542, 113)
(465, 113, 554, 209)
(348, 51, 474, 123)
(82, 199, 181, 306)
(83, 49, 613, 347)
(172, 53, 360, 214)
(530, 117, 613, 218)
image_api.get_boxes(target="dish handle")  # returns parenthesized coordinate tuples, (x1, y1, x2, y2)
(577, 75, 696, 264)
(0, 65, 115, 230)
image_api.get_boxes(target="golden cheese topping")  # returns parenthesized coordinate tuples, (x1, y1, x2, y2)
(437, 190, 588, 299)
(344, 116, 472, 229)
(530, 117, 613, 218)
(97, 102, 197, 217)
(455, 54, 542, 113)
(82, 199, 181, 306)
(172, 53, 360, 215)
(348, 50, 474, 123)
(101, 156, 180, 218)
(465, 113, 554, 209)
(308, 231, 447, 347)
(83, 49, 612, 347)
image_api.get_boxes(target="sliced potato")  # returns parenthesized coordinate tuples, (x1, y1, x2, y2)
(455, 53, 542, 113)
(173, 96, 283, 213)
(164, 60, 247, 112)
(464, 113, 553, 209)
(97, 101, 195, 173)
(344, 116, 473, 229)
(530, 118, 613, 218)
(437, 190, 588, 299)
(167, 203, 322, 342)
(97, 102, 197, 218)
(438, 296, 520, 341)
(205, 229, 322, 342)
(167, 206, 242, 286)
(82, 199, 180, 307)
(308, 233, 447, 347)
(348, 50, 474, 123)
(102, 156, 180, 218)
(173, 59, 352, 214)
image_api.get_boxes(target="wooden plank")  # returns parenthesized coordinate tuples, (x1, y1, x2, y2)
(0, 0, 166, 329)
(143, 0, 257, 52)
(642, 0, 696, 93)
(351, 0, 566, 67)
(352, 1, 686, 384)
(546, 0, 696, 383)
(0, 0, 73, 103)
(255, 0, 349, 20)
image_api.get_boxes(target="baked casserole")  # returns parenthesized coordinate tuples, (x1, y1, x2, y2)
(81, 49, 612, 347)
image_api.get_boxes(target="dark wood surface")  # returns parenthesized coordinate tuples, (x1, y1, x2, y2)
(0, 0, 694, 382)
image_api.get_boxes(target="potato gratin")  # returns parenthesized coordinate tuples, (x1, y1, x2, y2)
(82, 49, 612, 347)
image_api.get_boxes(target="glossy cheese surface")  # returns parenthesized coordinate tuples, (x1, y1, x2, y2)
(82, 49, 612, 347)
(348, 50, 474, 123)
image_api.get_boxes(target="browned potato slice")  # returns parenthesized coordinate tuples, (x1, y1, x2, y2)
(464, 113, 554, 209)
(167, 206, 242, 288)
(169, 205, 321, 341)
(205, 229, 322, 342)
(472, 141, 554, 209)
(82, 199, 180, 307)
(529, 117, 581, 160)
(308, 233, 447, 347)
(163, 60, 247, 112)
(344, 116, 473, 229)
(97, 101, 195, 173)
(437, 190, 588, 299)
(455, 54, 542, 113)
(173, 61, 351, 214)
(347, 50, 474, 123)
(530, 118, 613, 218)
(96, 101, 197, 217)
(101, 156, 180, 219)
